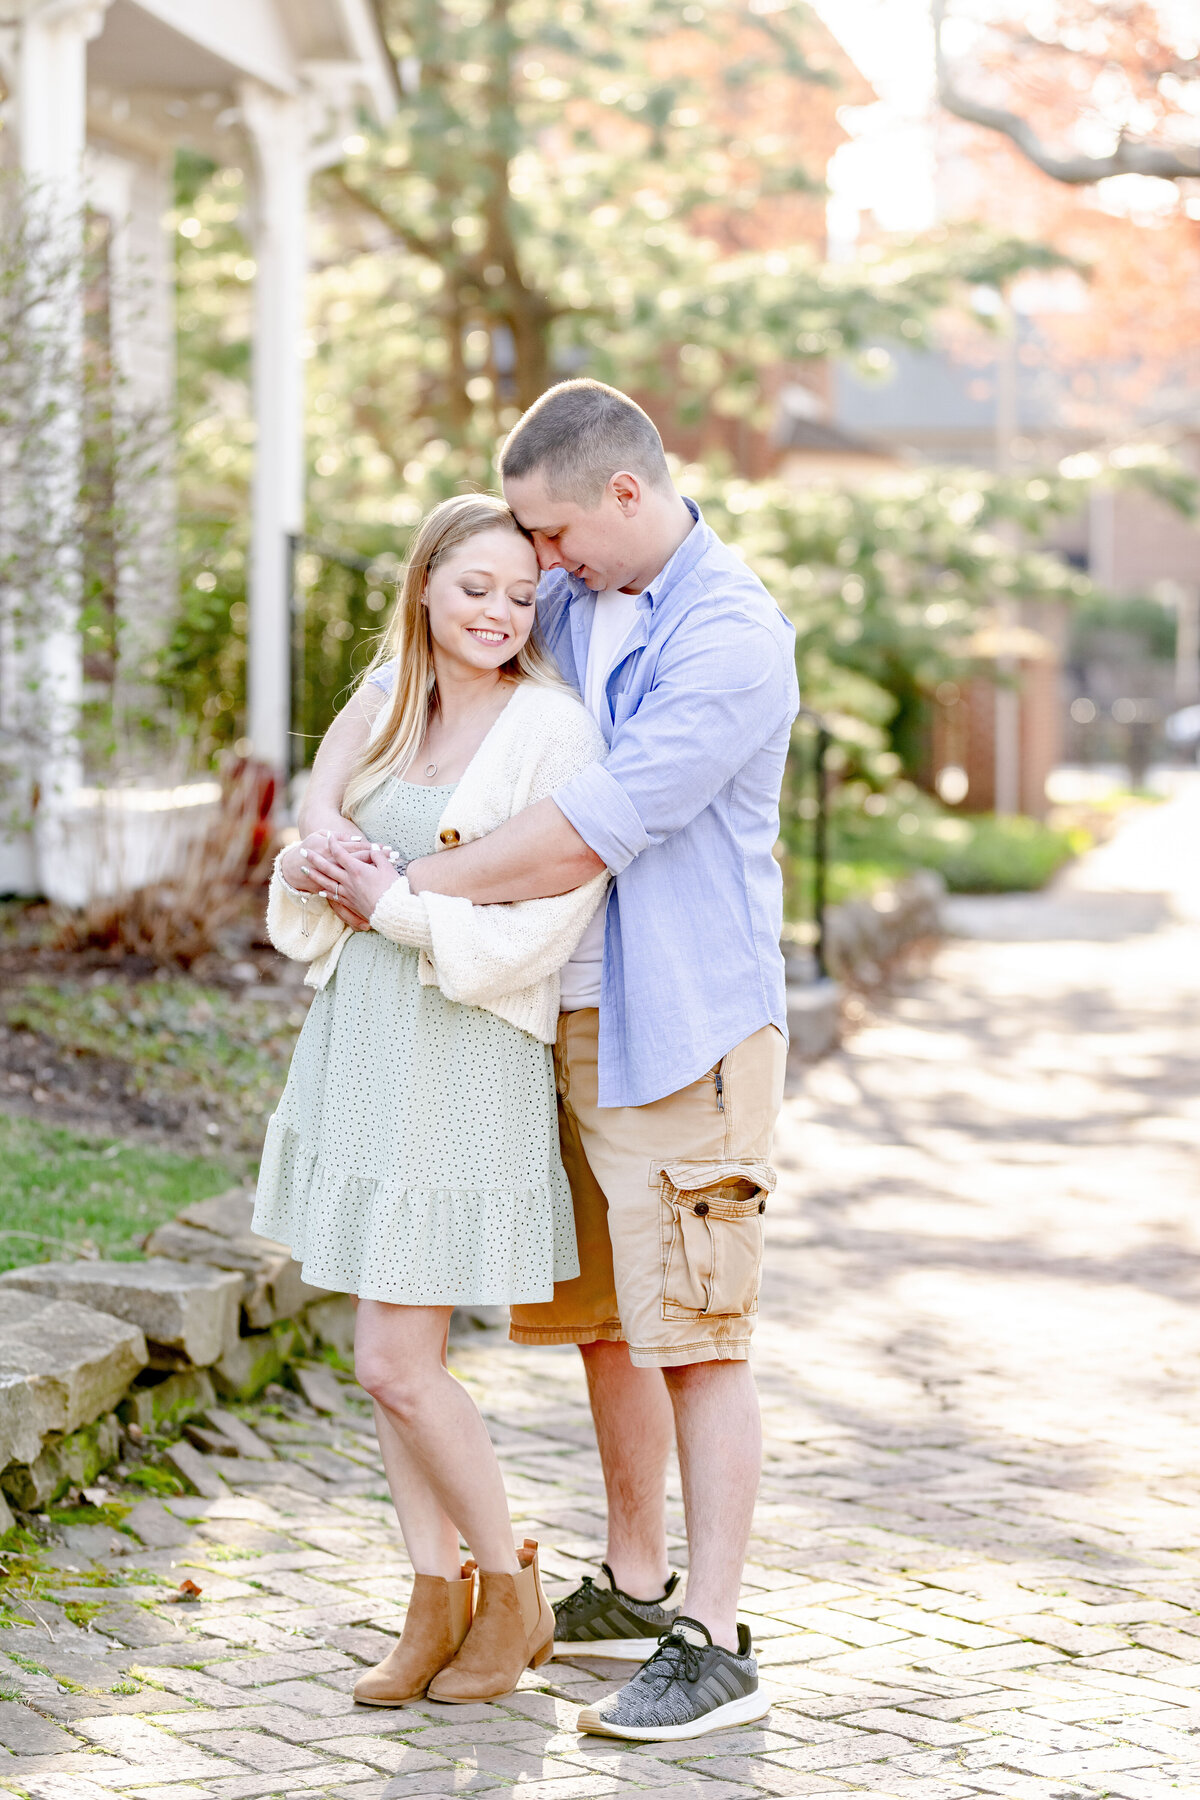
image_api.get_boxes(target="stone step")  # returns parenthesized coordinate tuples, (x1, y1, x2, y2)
(0, 1290, 147, 1461)
(1, 1259, 243, 1371)
(144, 1188, 329, 1328)
(2, 1409, 121, 1510)
(213, 1320, 300, 1401)
(119, 1366, 216, 1434)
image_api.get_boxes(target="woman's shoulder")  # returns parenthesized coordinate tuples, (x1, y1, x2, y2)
(510, 680, 603, 749)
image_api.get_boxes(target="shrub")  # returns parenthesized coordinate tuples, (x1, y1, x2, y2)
(919, 814, 1087, 892)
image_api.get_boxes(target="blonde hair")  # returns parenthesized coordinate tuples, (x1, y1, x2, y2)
(344, 493, 558, 816)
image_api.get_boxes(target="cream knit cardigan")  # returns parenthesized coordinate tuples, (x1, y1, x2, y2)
(265, 680, 609, 1045)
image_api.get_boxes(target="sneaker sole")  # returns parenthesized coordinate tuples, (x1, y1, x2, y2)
(576, 1686, 771, 1740)
(552, 1637, 664, 1662)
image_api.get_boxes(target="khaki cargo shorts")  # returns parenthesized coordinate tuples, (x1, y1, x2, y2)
(509, 1010, 786, 1369)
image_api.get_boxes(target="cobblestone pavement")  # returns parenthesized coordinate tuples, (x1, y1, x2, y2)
(4, 784, 1200, 1800)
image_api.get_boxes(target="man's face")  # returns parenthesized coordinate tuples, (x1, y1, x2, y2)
(503, 470, 642, 593)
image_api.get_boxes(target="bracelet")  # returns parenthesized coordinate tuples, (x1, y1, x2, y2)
(280, 874, 323, 905)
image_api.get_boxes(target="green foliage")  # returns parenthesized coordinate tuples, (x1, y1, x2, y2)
(834, 795, 1086, 894)
(161, 152, 255, 757)
(783, 791, 1084, 913)
(0, 1111, 233, 1274)
(165, 0, 1073, 756)
(1069, 589, 1178, 662)
(689, 462, 1093, 779)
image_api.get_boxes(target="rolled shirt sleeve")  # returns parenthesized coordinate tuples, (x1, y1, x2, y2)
(553, 611, 793, 875)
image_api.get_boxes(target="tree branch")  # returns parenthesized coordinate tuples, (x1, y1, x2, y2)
(932, 0, 1200, 184)
(328, 171, 444, 263)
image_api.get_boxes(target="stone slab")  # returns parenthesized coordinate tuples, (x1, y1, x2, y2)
(164, 1437, 230, 1499)
(213, 1322, 299, 1402)
(205, 1408, 275, 1460)
(119, 1367, 217, 1434)
(293, 1364, 348, 1417)
(2, 1409, 121, 1509)
(0, 1697, 82, 1752)
(304, 1293, 357, 1362)
(0, 1290, 146, 1447)
(0, 1367, 44, 1469)
(145, 1190, 328, 1327)
(124, 1495, 195, 1549)
(1, 1261, 243, 1370)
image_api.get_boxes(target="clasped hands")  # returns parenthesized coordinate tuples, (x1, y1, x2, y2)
(280, 824, 401, 931)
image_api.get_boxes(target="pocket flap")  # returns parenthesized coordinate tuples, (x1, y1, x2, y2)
(656, 1160, 777, 1195)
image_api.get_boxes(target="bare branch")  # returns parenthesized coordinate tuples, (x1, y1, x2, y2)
(932, 0, 1200, 184)
(327, 171, 444, 263)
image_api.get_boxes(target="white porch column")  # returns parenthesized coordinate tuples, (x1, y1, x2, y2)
(242, 81, 308, 780)
(12, 1, 112, 894)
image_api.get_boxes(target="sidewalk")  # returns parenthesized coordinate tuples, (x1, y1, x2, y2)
(3, 787, 1200, 1799)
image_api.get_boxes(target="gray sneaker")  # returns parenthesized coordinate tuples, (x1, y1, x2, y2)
(552, 1563, 681, 1660)
(576, 1616, 769, 1740)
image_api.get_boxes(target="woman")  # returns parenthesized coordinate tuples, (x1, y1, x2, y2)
(255, 494, 607, 1707)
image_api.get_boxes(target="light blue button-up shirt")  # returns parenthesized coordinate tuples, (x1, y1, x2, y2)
(543, 500, 799, 1108)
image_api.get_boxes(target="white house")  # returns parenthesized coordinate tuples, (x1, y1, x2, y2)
(0, 0, 398, 901)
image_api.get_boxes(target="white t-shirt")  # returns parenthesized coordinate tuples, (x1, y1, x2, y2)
(559, 588, 641, 1011)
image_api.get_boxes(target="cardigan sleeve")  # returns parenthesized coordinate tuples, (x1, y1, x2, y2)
(265, 853, 349, 965)
(372, 692, 610, 1011)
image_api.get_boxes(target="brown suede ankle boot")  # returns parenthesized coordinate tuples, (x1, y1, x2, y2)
(426, 1540, 553, 1704)
(353, 1562, 475, 1706)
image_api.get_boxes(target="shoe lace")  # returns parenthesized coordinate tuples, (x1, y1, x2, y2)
(553, 1576, 598, 1621)
(638, 1627, 704, 1690)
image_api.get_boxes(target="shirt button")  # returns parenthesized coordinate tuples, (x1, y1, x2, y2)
(439, 828, 460, 846)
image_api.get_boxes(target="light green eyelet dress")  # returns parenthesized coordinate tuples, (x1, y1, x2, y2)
(253, 778, 579, 1306)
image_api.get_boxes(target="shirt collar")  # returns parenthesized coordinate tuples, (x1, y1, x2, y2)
(560, 497, 707, 613)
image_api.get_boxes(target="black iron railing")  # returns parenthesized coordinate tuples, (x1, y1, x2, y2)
(791, 703, 832, 981)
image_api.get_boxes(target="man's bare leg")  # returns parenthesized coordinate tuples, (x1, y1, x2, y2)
(579, 1340, 674, 1597)
(663, 1358, 761, 1651)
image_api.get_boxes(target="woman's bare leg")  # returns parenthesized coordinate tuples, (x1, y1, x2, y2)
(356, 1300, 520, 1576)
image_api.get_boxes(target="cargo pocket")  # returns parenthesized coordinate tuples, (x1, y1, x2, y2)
(657, 1160, 775, 1321)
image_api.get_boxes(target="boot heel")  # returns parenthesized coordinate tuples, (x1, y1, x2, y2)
(529, 1637, 554, 1669)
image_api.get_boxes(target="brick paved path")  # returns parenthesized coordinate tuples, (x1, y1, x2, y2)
(4, 784, 1200, 1799)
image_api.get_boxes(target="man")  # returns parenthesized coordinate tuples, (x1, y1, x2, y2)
(300, 379, 797, 1741)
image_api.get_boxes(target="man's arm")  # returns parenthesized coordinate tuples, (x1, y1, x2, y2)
(406, 797, 606, 902)
(407, 611, 793, 905)
(297, 683, 386, 838)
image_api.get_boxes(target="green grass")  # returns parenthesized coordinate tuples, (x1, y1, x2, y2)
(0, 1112, 234, 1274)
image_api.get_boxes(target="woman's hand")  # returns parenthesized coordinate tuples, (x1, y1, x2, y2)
(279, 826, 366, 895)
(306, 838, 399, 927)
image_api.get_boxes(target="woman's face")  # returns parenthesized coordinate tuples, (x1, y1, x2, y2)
(423, 527, 539, 676)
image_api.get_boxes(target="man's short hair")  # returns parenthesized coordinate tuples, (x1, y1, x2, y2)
(498, 378, 672, 506)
